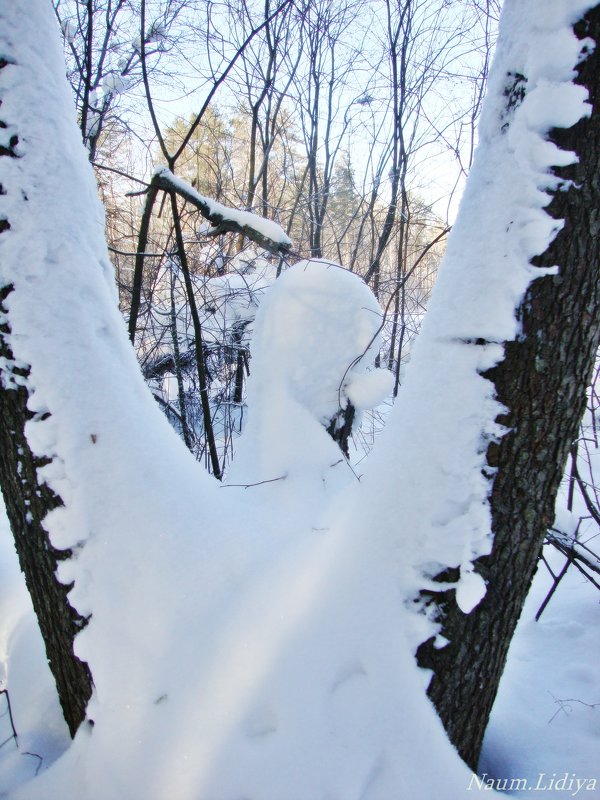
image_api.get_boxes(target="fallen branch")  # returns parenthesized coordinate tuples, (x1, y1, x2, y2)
(151, 168, 292, 256)
(546, 526, 600, 577)
(221, 473, 288, 489)
(548, 691, 600, 724)
(536, 524, 600, 620)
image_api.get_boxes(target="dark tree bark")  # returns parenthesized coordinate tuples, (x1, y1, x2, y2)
(0, 301, 93, 738)
(128, 182, 159, 344)
(0, 57, 93, 739)
(170, 192, 223, 480)
(326, 403, 355, 458)
(417, 6, 600, 770)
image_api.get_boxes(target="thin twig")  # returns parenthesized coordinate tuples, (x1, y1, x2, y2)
(92, 162, 150, 186)
(535, 556, 571, 622)
(221, 473, 288, 489)
(548, 691, 599, 724)
(336, 226, 451, 409)
(23, 751, 44, 776)
(0, 689, 18, 747)
(108, 246, 163, 258)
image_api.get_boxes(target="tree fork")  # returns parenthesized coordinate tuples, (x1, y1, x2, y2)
(416, 6, 600, 771)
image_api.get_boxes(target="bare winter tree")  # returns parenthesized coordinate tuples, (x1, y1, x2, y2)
(233, 0, 301, 218)
(292, 0, 372, 260)
(55, 0, 492, 474)
(54, 0, 187, 161)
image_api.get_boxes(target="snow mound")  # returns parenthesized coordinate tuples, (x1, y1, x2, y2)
(228, 258, 392, 487)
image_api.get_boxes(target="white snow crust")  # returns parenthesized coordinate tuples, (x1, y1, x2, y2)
(228, 258, 391, 480)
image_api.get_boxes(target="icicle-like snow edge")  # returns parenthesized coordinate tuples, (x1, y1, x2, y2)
(344, 0, 597, 645)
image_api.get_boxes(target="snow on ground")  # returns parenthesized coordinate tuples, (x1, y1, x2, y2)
(0, 500, 70, 796)
(482, 551, 600, 798)
(1, 495, 598, 798)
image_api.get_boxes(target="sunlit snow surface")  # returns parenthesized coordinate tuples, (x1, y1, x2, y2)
(0, 0, 598, 798)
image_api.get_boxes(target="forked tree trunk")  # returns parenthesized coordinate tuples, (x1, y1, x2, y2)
(417, 6, 600, 770)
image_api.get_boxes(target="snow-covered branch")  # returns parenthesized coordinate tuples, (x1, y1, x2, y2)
(151, 167, 292, 255)
(546, 527, 600, 579)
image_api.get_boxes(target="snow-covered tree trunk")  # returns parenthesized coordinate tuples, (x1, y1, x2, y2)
(0, 58, 93, 737)
(416, 3, 600, 769)
(0, 0, 295, 744)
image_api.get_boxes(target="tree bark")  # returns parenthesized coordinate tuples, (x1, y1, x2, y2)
(0, 288, 93, 737)
(417, 6, 600, 770)
(170, 192, 222, 480)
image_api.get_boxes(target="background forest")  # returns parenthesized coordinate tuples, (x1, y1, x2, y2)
(56, 0, 499, 473)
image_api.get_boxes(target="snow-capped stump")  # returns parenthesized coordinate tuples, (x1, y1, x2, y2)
(228, 258, 393, 484)
(252, 259, 388, 423)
